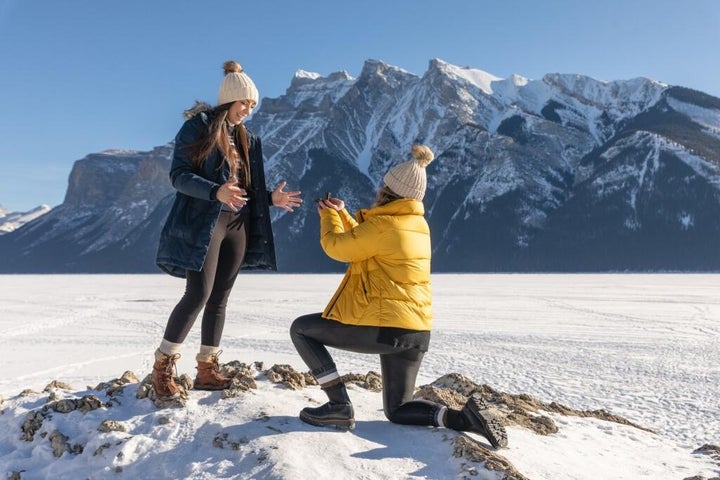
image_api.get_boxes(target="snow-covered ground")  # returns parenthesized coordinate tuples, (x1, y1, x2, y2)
(0, 274, 718, 479)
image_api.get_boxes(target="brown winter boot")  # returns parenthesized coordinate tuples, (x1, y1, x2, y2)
(194, 351, 232, 390)
(151, 351, 181, 400)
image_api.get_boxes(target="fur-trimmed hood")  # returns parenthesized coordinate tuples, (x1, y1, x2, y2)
(183, 101, 213, 120)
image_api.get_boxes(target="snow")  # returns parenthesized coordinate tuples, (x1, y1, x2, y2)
(287, 70, 354, 106)
(667, 97, 720, 131)
(467, 159, 520, 204)
(0, 274, 718, 480)
(435, 59, 501, 95)
(0, 205, 52, 234)
(294, 70, 322, 81)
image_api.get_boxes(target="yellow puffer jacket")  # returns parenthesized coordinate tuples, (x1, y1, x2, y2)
(320, 198, 432, 331)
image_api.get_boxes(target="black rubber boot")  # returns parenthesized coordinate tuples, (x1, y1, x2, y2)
(322, 381, 351, 404)
(300, 377, 355, 430)
(300, 402, 355, 431)
(460, 394, 508, 449)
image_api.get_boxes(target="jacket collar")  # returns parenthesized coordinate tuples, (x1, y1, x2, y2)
(356, 198, 425, 222)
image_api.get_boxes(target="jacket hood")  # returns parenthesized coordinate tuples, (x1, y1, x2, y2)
(183, 101, 213, 120)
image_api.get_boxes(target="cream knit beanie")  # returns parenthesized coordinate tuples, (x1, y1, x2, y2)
(217, 60, 259, 106)
(382, 145, 435, 200)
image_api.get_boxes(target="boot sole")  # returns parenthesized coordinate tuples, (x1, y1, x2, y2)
(299, 410, 356, 431)
(193, 381, 230, 391)
(152, 381, 181, 400)
(155, 392, 181, 401)
(464, 394, 508, 449)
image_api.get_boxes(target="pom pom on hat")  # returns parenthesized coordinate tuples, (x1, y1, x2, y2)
(223, 60, 242, 75)
(411, 144, 434, 167)
(383, 145, 435, 200)
(217, 60, 259, 106)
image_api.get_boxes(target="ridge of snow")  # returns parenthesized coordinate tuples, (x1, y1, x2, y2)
(294, 70, 322, 80)
(667, 96, 720, 136)
(431, 58, 501, 95)
(0, 204, 52, 234)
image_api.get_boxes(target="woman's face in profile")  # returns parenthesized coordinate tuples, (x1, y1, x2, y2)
(228, 99, 257, 125)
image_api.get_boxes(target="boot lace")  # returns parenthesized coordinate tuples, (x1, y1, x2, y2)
(162, 353, 181, 379)
(210, 350, 224, 369)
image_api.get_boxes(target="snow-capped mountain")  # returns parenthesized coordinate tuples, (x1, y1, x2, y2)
(0, 204, 52, 235)
(1, 58, 719, 273)
(0, 146, 174, 272)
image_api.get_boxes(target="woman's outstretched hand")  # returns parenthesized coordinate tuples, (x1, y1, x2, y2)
(216, 178, 248, 212)
(271, 181, 303, 212)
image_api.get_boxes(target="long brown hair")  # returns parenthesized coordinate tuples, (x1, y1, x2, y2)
(373, 184, 403, 207)
(185, 104, 251, 188)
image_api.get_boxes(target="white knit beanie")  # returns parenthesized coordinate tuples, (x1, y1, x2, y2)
(382, 145, 435, 200)
(217, 60, 259, 106)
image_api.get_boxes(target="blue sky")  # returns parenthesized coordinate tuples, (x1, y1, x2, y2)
(1, 0, 718, 212)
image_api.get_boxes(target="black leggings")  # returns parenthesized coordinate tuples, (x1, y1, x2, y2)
(290, 313, 442, 426)
(163, 210, 248, 346)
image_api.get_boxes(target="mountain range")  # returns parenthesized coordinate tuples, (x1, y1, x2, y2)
(0, 204, 51, 235)
(1, 58, 719, 273)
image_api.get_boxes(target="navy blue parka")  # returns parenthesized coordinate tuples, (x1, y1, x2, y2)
(155, 107, 277, 278)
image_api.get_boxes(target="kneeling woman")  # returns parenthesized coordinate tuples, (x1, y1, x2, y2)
(289, 145, 507, 448)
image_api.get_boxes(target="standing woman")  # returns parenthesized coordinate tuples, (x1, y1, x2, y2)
(289, 145, 507, 448)
(153, 60, 302, 400)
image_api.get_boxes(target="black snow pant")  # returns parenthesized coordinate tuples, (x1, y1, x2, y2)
(163, 210, 248, 347)
(290, 312, 442, 426)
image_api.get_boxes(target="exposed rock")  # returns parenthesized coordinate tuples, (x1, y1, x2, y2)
(214, 361, 259, 398)
(21, 410, 46, 441)
(51, 399, 78, 414)
(265, 364, 307, 390)
(9, 362, 703, 480)
(417, 373, 651, 436)
(452, 435, 529, 480)
(429, 372, 481, 397)
(49, 429, 70, 457)
(220, 360, 256, 377)
(693, 444, 720, 460)
(342, 371, 382, 392)
(414, 385, 467, 410)
(48, 395, 105, 414)
(220, 376, 258, 399)
(96, 371, 141, 398)
(690, 444, 720, 477)
(43, 380, 73, 392)
(94, 442, 112, 456)
(213, 432, 244, 450)
(545, 401, 653, 432)
(98, 420, 126, 433)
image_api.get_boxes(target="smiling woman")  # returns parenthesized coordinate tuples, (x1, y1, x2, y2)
(151, 59, 303, 401)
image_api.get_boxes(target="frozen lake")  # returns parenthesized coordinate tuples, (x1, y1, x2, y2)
(0, 273, 718, 449)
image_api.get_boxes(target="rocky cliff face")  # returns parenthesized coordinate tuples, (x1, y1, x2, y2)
(1, 59, 719, 273)
(0, 146, 173, 272)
